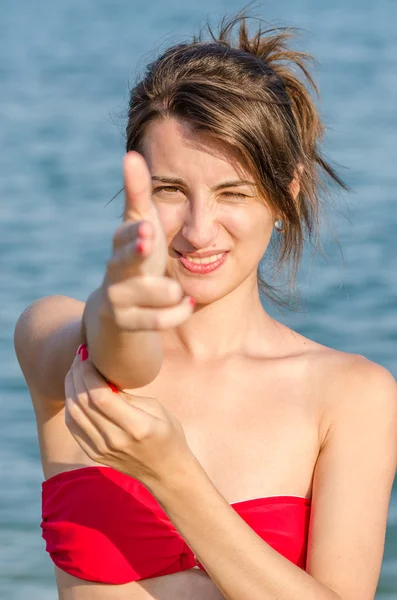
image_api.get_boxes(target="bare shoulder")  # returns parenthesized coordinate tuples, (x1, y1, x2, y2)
(299, 337, 397, 447)
(289, 324, 395, 393)
(14, 294, 85, 405)
(276, 321, 397, 444)
(306, 342, 396, 403)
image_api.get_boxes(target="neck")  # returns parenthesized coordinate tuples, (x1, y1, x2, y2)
(161, 276, 278, 361)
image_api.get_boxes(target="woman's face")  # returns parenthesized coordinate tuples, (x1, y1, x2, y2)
(142, 117, 275, 304)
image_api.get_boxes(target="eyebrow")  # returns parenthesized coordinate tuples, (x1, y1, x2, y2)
(151, 176, 256, 191)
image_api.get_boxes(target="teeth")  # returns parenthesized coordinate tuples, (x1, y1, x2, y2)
(184, 253, 224, 264)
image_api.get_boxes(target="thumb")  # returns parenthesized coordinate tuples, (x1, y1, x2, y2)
(123, 151, 155, 222)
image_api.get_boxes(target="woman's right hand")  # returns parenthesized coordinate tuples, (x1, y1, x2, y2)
(100, 151, 194, 332)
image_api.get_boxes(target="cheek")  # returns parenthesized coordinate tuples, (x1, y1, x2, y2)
(222, 209, 252, 237)
(223, 207, 274, 266)
(222, 207, 270, 244)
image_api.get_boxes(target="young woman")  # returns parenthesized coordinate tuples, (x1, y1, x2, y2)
(14, 13, 397, 600)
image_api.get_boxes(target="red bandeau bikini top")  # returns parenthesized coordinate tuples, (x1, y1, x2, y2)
(41, 466, 311, 584)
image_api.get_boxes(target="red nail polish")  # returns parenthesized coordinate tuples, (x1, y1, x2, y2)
(80, 345, 89, 361)
(77, 344, 84, 356)
(136, 240, 144, 254)
(107, 381, 119, 394)
(188, 297, 196, 307)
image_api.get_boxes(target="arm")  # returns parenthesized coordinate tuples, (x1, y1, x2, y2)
(14, 152, 192, 400)
(148, 357, 397, 600)
(14, 295, 86, 407)
(82, 285, 163, 390)
(13, 289, 163, 408)
(82, 151, 192, 391)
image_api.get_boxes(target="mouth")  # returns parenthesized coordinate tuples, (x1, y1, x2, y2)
(175, 251, 229, 274)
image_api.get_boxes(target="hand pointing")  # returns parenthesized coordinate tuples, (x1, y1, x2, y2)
(116, 151, 168, 278)
(100, 151, 195, 331)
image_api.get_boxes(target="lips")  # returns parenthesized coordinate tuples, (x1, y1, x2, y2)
(179, 252, 225, 264)
(177, 251, 229, 274)
(176, 249, 230, 258)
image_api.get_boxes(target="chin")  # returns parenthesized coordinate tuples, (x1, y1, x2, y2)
(172, 274, 240, 306)
(185, 286, 227, 305)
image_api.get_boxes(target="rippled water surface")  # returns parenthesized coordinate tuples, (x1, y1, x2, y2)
(1, 0, 396, 597)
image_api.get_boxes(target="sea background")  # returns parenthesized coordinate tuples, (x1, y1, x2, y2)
(0, 0, 396, 597)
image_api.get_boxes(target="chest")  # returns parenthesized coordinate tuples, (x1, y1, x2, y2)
(136, 356, 321, 501)
(43, 355, 322, 500)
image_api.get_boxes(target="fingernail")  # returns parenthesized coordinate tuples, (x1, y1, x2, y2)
(107, 381, 119, 394)
(80, 345, 89, 361)
(188, 297, 196, 307)
(77, 344, 84, 356)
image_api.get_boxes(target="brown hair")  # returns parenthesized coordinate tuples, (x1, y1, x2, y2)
(124, 10, 347, 308)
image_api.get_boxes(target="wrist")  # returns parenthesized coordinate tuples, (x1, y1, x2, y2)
(145, 451, 205, 504)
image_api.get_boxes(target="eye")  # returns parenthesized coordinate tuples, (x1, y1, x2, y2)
(221, 191, 248, 199)
(153, 186, 181, 195)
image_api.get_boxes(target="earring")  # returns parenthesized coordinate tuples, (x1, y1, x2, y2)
(274, 219, 285, 232)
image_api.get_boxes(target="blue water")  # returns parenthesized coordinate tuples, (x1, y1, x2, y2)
(1, 0, 396, 597)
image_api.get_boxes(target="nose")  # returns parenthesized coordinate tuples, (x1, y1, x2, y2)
(181, 196, 219, 249)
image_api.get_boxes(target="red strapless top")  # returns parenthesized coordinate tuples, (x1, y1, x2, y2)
(41, 466, 311, 584)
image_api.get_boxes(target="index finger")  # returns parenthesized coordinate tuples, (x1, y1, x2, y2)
(123, 151, 154, 223)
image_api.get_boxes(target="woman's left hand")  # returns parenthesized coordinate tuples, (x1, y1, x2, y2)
(64, 344, 193, 487)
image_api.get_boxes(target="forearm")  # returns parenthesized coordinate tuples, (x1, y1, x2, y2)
(82, 286, 163, 390)
(149, 458, 342, 600)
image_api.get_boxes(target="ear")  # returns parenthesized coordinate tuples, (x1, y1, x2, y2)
(289, 163, 303, 200)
